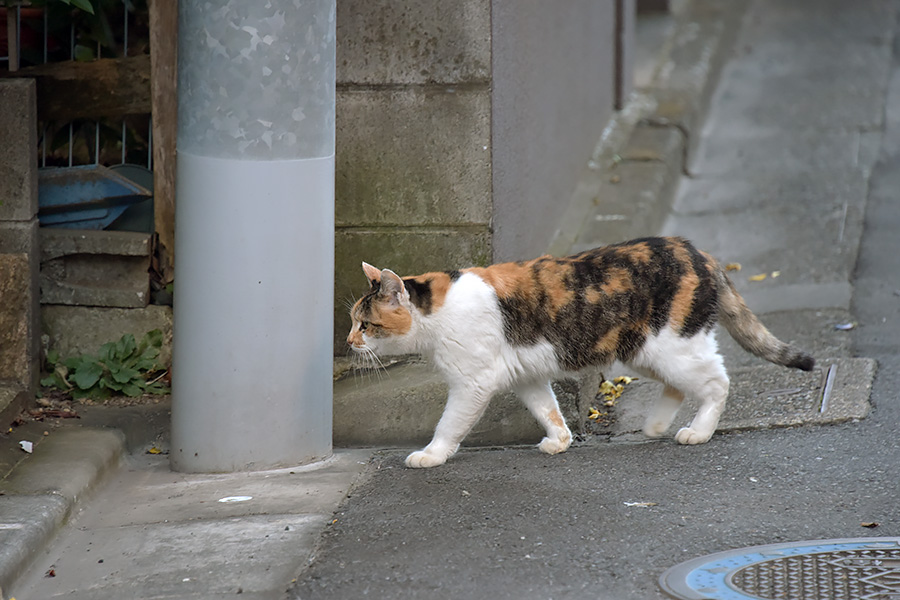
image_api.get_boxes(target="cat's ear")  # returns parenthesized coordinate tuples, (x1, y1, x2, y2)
(379, 269, 408, 307)
(362, 262, 382, 288)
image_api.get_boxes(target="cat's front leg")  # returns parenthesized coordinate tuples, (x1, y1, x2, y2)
(516, 381, 572, 455)
(405, 384, 493, 468)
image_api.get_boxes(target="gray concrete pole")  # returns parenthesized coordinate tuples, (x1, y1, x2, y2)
(171, 0, 335, 472)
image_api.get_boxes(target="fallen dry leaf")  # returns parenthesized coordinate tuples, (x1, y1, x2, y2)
(725, 263, 742, 272)
(28, 408, 79, 421)
(749, 273, 767, 282)
(861, 521, 879, 529)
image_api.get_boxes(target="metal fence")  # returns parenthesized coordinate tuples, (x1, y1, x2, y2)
(1, 1, 153, 170)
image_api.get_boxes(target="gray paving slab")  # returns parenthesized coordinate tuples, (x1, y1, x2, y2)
(689, 128, 865, 177)
(670, 169, 868, 217)
(708, 77, 886, 132)
(609, 357, 874, 440)
(8, 450, 372, 600)
(0, 494, 70, 600)
(742, 0, 898, 44)
(0, 428, 125, 499)
(705, 46, 890, 132)
(662, 200, 864, 300)
(726, 40, 892, 82)
(715, 308, 855, 370)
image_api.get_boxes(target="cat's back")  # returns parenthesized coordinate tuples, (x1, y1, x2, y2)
(460, 236, 720, 369)
(463, 236, 713, 305)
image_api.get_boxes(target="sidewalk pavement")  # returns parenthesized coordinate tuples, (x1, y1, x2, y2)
(3, 0, 899, 598)
(0, 403, 372, 600)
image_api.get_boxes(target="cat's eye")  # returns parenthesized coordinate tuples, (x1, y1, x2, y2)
(359, 321, 381, 333)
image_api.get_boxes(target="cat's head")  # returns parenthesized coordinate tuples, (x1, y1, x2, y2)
(347, 262, 417, 357)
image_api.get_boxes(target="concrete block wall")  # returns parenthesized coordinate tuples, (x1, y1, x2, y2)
(334, 0, 621, 350)
(40, 229, 152, 308)
(334, 1, 493, 352)
(0, 80, 40, 411)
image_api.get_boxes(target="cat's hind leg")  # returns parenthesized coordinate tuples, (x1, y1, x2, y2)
(674, 369, 728, 445)
(633, 329, 729, 445)
(405, 384, 493, 468)
(643, 384, 684, 438)
(516, 381, 572, 455)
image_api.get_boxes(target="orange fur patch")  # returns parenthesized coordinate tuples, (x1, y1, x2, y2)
(465, 263, 534, 301)
(466, 257, 578, 318)
(599, 266, 634, 296)
(347, 329, 364, 348)
(669, 243, 700, 331)
(374, 304, 412, 335)
(594, 326, 622, 355)
(547, 409, 565, 429)
(620, 242, 653, 263)
(535, 260, 575, 318)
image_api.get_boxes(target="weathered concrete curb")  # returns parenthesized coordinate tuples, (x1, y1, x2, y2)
(333, 362, 600, 448)
(0, 428, 126, 598)
(607, 357, 876, 442)
(553, 0, 748, 254)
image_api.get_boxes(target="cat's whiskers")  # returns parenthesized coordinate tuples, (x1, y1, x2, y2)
(350, 346, 388, 382)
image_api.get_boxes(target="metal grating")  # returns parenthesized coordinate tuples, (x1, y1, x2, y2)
(733, 547, 900, 599)
(660, 538, 900, 600)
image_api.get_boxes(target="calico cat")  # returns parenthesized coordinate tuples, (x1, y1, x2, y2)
(347, 236, 814, 469)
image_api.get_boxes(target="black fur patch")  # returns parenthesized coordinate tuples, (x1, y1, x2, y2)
(491, 237, 720, 370)
(404, 278, 434, 314)
(785, 351, 815, 372)
(680, 244, 719, 338)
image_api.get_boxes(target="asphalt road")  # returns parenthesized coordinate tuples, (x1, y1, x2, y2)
(289, 3, 900, 598)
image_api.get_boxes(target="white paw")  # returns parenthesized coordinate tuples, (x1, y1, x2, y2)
(404, 450, 447, 469)
(538, 433, 571, 455)
(674, 427, 713, 445)
(643, 421, 668, 438)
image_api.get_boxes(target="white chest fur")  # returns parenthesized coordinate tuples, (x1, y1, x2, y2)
(421, 273, 561, 391)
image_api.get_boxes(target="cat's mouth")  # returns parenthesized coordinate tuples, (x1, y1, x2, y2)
(349, 343, 385, 372)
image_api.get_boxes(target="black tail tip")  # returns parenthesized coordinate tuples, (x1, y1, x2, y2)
(788, 354, 816, 372)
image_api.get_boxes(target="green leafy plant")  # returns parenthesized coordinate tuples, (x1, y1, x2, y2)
(41, 330, 169, 400)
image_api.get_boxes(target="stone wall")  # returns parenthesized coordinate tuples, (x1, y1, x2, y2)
(333, 0, 625, 351)
(0, 80, 40, 413)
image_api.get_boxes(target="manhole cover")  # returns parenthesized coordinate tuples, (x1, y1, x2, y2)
(660, 538, 900, 600)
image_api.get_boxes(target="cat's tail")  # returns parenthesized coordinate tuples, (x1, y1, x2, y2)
(714, 266, 815, 371)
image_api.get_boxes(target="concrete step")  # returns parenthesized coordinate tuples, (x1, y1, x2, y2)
(606, 357, 875, 443)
